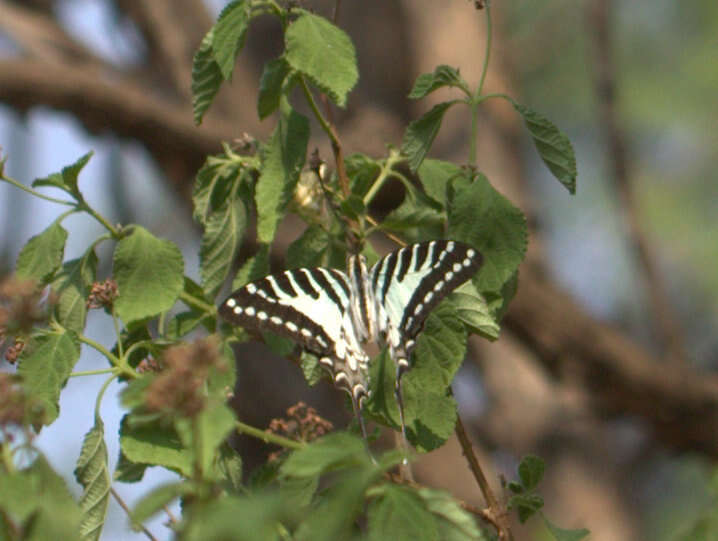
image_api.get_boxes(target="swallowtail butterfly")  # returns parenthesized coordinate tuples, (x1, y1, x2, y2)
(219, 240, 482, 440)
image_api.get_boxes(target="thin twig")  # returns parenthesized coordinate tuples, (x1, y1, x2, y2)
(587, 0, 687, 363)
(454, 410, 513, 541)
(111, 487, 158, 541)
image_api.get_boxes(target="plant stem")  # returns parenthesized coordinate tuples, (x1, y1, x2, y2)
(77, 334, 136, 379)
(179, 290, 215, 315)
(95, 373, 119, 419)
(235, 420, 304, 450)
(298, 76, 351, 198)
(70, 368, 116, 378)
(476, 2, 493, 97)
(470, 3, 494, 167)
(111, 487, 158, 541)
(0, 173, 75, 206)
(77, 200, 121, 238)
(362, 149, 404, 205)
(454, 409, 513, 540)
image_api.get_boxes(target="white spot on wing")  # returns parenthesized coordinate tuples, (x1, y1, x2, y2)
(270, 316, 282, 325)
(414, 302, 423, 315)
(245, 306, 255, 316)
(257, 311, 268, 321)
(467, 248, 476, 257)
(233, 306, 243, 315)
(453, 262, 462, 272)
(434, 280, 444, 292)
(285, 321, 298, 332)
(424, 291, 433, 303)
(445, 271, 454, 281)
(447, 241, 455, 252)
(246, 284, 257, 294)
(463, 258, 472, 267)
(301, 328, 312, 338)
(226, 298, 236, 308)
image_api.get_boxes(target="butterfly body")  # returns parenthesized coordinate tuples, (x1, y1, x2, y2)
(219, 240, 482, 436)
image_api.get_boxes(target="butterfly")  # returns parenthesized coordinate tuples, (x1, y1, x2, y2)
(219, 240, 482, 441)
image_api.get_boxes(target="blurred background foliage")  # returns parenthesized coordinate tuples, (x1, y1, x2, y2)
(0, 1, 716, 539)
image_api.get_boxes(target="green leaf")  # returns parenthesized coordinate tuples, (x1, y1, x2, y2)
(347, 153, 381, 198)
(114, 452, 147, 483)
(380, 192, 444, 244)
(409, 65, 469, 99)
(280, 433, 367, 479)
(300, 351, 324, 386)
(258, 57, 291, 119)
(543, 516, 590, 541)
(200, 199, 247, 298)
(74, 419, 110, 541)
(0, 456, 82, 540)
(339, 194, 366, 221)
(287, 226, 330, 268)
(448, 174, 528, 292)
(119, 415, 193, 478)
(231, 244, 270, 290)
(113, 226, 184, 324)
(508, 481, 524, 494)
(513, 102, 577, 194)
(486, 270, 518, 322)
(256, 102, 309, 243)
(32, 151, 93, 201)
(181, 494, 285, 541)
(216, 442, 243, 492)
(402, 100, 459, 171)
(193, 153, 246, 225)
(17, 331, 80, 426)
(285, 13, 358, 107)
(192, 30, 224, 125)
(175, 402, 236, 480)
(403, 382, 457, 452)
(518, 454, 545, 490)
(417, 488, 483, 541)
(212, 0, 251, 79)
(417, 159, 464, 207)
(15, 222, 68, 284)
(166, 311, 210, 340)
(368, 484, 438, 541)
(368, 344, 459, 453)
(412, 302, 467, 388)
(294, 469, 376, 541)
(52, 249, 97, 333)
(449, 282, 500, 340)
(131, 482, 193, 525)
(510, 493, 543, 523)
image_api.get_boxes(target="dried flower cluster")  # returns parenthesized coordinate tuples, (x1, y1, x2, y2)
(86, 278, 119, 310)
(0, 277, 47, 363)
(136, 356, 162, 374)
(0, 373, 44, 429)
(268, 401, 333, 443)
(144, 337, 225, 418)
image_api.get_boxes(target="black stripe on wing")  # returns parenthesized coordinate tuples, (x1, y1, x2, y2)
(219, 272, 342, 358)
(399, 240, 482, 338)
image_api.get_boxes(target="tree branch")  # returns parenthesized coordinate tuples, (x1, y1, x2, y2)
(0, 58, 236, 192)
(586, 0, 687, 363)
(505, 262, 718, 456)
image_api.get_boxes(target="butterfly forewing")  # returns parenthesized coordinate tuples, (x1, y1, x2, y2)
(371, 240, 483, 349)
(219, 268, 370, 399)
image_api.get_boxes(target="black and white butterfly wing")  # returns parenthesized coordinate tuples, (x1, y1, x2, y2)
(218, 268, 370, 402)
(371, 240, 483, 368)
(369, 240, 482, 442)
